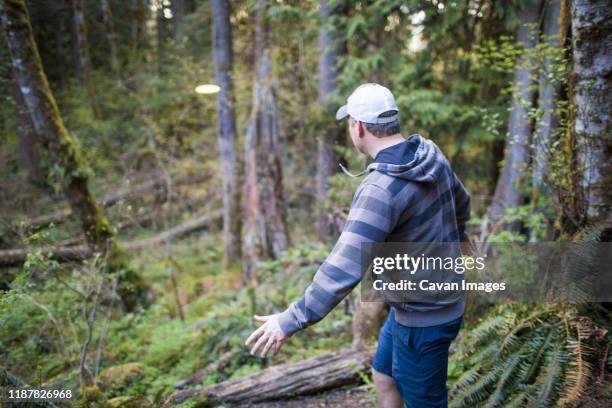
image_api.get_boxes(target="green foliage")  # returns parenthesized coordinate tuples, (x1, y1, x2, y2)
(0, 236, 354, 404)
(448, 304, 599, 407)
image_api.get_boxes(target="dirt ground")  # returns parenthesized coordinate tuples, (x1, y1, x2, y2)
(239, 385, 376, 408)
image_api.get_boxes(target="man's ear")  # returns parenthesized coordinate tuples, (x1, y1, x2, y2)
(357, 121, 365, 138)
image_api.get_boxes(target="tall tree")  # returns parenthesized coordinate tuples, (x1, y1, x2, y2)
(100, 0, 119, 77)
(156, 0, 167, 75)
(12, 67, 40, 182)
(130, 0, 148, 56)
(52, 0, 67, 86)
(490, 0, 543, 226)
(243, 0, 289, 281)
(316, 0, 344, 242)
(0, 0, 147, 309)
(69, 0, 99, 118)
(212, 0, 241, 267)
(533, 0, 561, 191)
(571, 0, 612, 224)
(172, 0, 185, 39)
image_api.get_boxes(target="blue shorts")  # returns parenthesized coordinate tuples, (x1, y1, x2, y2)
(371, 308, 462, 408)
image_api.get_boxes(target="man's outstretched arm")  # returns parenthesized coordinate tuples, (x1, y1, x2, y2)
(245, 183, 395, 357)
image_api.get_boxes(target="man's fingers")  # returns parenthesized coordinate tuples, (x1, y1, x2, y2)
(253, 315, 270, 323)
(250, 330, 270, 356)
(245, 324, 266, 346)
(260, 335, 276, 358)
(273, 339, 283, 355)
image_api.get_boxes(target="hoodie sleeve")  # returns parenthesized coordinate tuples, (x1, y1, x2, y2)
(452, 173, 471, 242)
(277, 183, 396, 337)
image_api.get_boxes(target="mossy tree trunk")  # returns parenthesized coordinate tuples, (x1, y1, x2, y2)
(212, 0, 242, 267)
(571, 0, 612, 225)
(243, 0, 289, 281)
(0, 0, 147, 310)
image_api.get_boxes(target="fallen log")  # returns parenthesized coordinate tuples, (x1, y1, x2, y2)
(54, 196, 213, 247)
(26, 172, 209, 230)
(123, 210, 223, 251)
(166, 347, 375, 406)
(0, 210, 222, 266)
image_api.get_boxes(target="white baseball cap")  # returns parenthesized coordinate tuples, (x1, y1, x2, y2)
(335, 83, 399, 124)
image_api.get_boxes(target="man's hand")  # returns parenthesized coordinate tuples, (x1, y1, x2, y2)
(244, 314, 288, 358)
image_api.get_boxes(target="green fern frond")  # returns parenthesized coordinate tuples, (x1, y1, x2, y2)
(499, 306, 555, 353)
(518, 328, 555, 384)
(571, 217, 611, 243)
(483, 352, 522, 408)
(504, 387, 532, 408)
(466, 341, 500, 367)
(469, 314, 509, 344)
(530, 347, 566, 407)
(451, 343, 499, 394)
(449, 366, 502, 408)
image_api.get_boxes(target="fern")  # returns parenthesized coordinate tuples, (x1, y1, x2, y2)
(450, 342, 499, 394)
(469, 313, 511, 343)
(483, 351, 522, 408)
(449, 304, 602, 407)
(557, 318, 593, 405)
(530, 346, 566, 407)
(504, 387, 532, 408)
(449, 366, 502, 407)
(517, 327, 554, 384)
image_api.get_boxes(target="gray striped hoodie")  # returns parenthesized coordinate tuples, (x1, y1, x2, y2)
(278, 134, 471, 336)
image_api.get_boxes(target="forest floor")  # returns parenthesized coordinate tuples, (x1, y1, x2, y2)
(568, 371, 612, 408)
(242, 385, 375, 407)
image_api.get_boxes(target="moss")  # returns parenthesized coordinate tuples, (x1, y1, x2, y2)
(99, 362, 144, 390)
(106, 396, 151, 408)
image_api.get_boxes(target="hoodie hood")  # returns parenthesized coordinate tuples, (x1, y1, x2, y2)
(367, 134, 444, 183)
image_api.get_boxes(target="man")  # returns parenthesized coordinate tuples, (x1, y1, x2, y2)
(245, 83, 471, 407)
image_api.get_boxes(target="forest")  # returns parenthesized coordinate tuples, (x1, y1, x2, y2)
(0, 0, 610, 407)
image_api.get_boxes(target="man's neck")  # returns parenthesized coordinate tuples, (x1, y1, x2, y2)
(368, 134, 405, 159)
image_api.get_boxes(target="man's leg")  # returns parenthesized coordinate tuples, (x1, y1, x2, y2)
(372, 309, 404, 408)
(373, 368, 403, 408)
(391, 316, 462, 408)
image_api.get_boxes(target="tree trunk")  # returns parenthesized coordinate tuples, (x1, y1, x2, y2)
(52, 0, 66, 86)
(490, 0, 543, 227)
(166, 347, 375, 406)
(316, 0, 345, 242)
(11, 66, 40, 181)
(243, 0, 289, 281)
(69, 0, 100, 118)
(100, 0, 119, 77)
(171, 0, 184, 39)
(212, 0, 241, 267)
(351, 301, 387, 350)
(130, 0, 147, 55)
(0, 0, 146, 310)
(533, 0, 561, 191)
(571, 0, 612, 224)
(157, 1, 166, 76)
